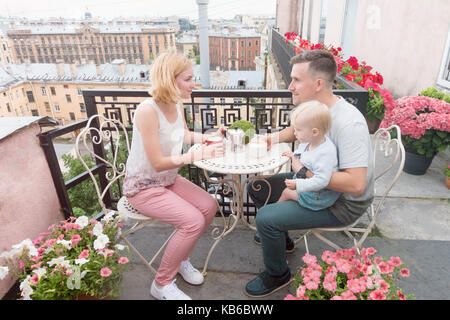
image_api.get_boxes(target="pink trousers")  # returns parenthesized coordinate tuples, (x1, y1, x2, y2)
(127, 175, 217, 285)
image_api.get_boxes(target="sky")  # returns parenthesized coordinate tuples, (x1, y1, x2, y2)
(0, 0, 276, 20)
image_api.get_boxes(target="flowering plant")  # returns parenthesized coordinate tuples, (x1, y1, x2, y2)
(284, 32, 393, 122)
(0, 213, 129, 300)
(380, 95, 450, 157)
(444, 165, 450, 178)
(285, 248, 414, 300)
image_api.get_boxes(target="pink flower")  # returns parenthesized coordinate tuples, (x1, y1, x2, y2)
(389, 256, 403, 267)
(302, 253, 317, 265)
(296, 285, 306, 298)
(400, 268, 410, 277)
(30, 274, 39, 284)
(323, 275, 337, 292)
(369, 289, 386, 300)
(377, 279, 390, 292)
(118, 257, 129, 264)
(100, 267, 112, 277)
(303, 275, 320, 290)
(78, 249, 90, 259)
(284, 294, 298, 300)
(70, 235, 82, 247)
(321, 250, 336, 264)
(347, 278, 366, 294)
(330, 295, 343, 300)
(397, 290, 406, 300)
(340, 290, 357, 300)
(33, 236, 43, 245)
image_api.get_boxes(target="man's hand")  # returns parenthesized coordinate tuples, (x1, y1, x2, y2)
(284, 178, 296, 190)
(282, 150, 294, 158)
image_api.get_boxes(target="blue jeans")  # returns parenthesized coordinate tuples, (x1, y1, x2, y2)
(247, 173, 344, 276)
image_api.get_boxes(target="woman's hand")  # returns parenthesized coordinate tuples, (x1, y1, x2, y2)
(282, 150, 294, 158)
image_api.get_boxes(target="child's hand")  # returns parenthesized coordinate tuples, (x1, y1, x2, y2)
(284, 179, 296, 190)
(282, 150, 293, 158)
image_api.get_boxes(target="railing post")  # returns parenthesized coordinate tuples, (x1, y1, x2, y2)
(83, 92, 113, 210)
(39, 132, 73, 219)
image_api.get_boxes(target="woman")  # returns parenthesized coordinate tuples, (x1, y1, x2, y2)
(123, 52, 225, 300)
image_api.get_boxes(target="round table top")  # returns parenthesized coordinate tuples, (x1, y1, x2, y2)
(190, 143, 291, 175)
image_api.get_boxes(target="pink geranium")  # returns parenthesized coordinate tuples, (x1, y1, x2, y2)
(286, 248, 414, 300)
(78, 249, 90, 259)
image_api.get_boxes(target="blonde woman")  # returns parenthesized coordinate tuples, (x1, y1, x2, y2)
(123, 52, 225, 300)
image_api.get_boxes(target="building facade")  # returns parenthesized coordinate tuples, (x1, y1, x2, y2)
(209, 28, 261, 71)
(0, 30, 13, 66)
(7, 23, 177, 65)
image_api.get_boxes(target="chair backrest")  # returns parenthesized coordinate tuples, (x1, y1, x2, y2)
(371, 125, 405, 218)
(75, 115, 131, 213)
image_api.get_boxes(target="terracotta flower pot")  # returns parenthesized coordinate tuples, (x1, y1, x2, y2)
(446, 177, 450, 189)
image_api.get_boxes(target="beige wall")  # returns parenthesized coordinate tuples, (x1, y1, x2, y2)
(352, 0, 450, 97)
(0, 123, 63, 298)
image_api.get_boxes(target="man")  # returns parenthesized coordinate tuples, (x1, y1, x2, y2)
(244, 50, 374, 297)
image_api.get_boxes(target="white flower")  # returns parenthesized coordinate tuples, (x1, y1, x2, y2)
(114, 244, 125, 251)
(32, 268, 47, 279)
(93, 223, 104, 237)
(20, 276, 34, 300)
(101, 211, 116, 223)
(0, 266, 9, 280)
(93, 234, 110, 250)
(47, 256, 68, 267)
(11, 239, 38, 257)
(56, 239, 72, 250)
(75, 258, 89, 265)
(75, 216, 89, 229)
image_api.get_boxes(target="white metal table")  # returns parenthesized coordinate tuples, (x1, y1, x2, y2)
(189, 142, 291, 275)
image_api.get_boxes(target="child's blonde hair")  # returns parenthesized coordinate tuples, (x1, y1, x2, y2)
(149, 51, 192, 104)
(290, 100, 331, 134)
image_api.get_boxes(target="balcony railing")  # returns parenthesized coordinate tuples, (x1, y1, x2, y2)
(39, 86, 369, 221)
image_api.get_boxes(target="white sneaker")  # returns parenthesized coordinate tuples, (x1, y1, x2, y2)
(178, 259, 204, 285)
(150, 279, 192, 300)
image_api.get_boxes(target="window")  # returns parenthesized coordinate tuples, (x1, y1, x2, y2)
(80, 103, 85, 112)
(437, 25, 450, 89)
(6, 102, 11, 112)
(66, 94, 72, 103)
(54, 103, 60, 112)
(77, 88, 82, 96)
(44, 102, 50, 111)
(26, 91, 35, 103)
(50, 87, 56, 95)
(69, 112, 75, 121)
(31, 109, 39, 116)
(63, 85, 69, 89)
(41, 87, 46, 95)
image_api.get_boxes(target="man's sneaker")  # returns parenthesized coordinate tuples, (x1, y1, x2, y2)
(178, 259, 204, 285)
(253, 232, 296, 254)
(244, 270, 292, 298)
(150, 279, 192, 300)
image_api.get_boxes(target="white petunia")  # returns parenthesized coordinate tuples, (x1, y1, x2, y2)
(93, 223, 104, 237)
(75, 216, 89, 229)
(56, 239, 72, 250)
(47, 256, 68, 267)
(32, 268, 47, 279)
(93, 234, 110, 250)
(0, 266, 9, 280)
(101, 211, 115, 223)
(75, 258, 90, 265)
(114, 244, 125, 251)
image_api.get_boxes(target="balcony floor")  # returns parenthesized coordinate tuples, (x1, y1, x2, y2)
(119, 150, 450, 300)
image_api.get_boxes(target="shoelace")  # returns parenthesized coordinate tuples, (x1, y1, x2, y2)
(165, 279, 186, 299)
(181, 260, 198, 274)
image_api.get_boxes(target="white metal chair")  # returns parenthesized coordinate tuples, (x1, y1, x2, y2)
(75, 114, 176, 274)
(294, 125, 406, 254)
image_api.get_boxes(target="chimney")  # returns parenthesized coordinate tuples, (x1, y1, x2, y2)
(96, 63, 102, 76)
(196, 0, 210, 89)
(56, 59, 64, 77)
(70, 63, 78, 78)
(118, 60, 125, 75)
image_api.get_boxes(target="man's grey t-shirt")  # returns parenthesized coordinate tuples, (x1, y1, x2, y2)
(326, 97, 374, 225)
